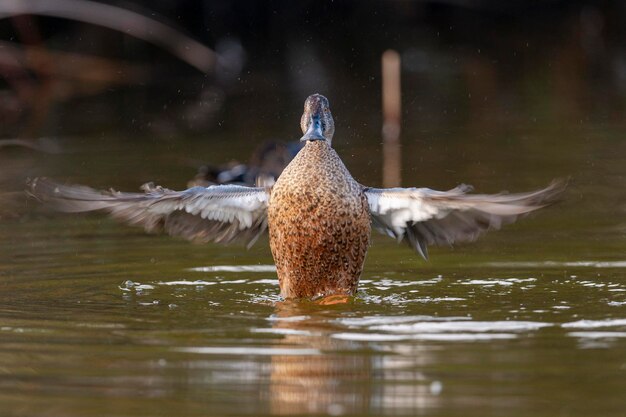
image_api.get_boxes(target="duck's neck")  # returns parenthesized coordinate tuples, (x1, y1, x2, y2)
(304, 139, 331, 149)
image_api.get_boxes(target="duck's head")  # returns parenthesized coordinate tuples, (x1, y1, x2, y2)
(300, 94, 335, 145)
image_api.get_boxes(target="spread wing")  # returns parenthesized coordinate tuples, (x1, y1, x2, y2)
(28, 177, 271, 248)
(364, 179, 566, 259)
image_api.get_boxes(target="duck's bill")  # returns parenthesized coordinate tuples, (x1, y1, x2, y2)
(300, 116, 326, 141)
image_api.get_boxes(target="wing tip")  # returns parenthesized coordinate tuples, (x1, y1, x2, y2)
(522, 177, 569, 209)
(544, 177, 569, 203)
(416, 242, 429, 261)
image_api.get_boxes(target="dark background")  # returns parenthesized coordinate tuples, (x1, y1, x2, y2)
(1, 0, 625, 140)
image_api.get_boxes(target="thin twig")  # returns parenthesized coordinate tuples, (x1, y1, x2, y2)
(0, 0, 216, 73)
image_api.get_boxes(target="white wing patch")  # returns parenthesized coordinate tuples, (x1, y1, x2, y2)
(174, 186, 267, 230)
(365, 180, 566, 259)
(366, 187, 452, 237)
(29, 178, 271, 247)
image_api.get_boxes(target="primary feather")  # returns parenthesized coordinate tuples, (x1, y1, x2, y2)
(28, 178, 271, 248)
(364, 179, 566, 259)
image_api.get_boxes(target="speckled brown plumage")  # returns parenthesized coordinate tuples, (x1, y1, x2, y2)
(268, 140, 371, 298)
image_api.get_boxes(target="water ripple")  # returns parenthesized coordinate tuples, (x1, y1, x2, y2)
(332, 332, 518, 342)
(567, 332, 626, 339)
(176, 346, 320, 355)
(561, 318, 626, 329)
(475, 261, 626, 268)
(187, 265, 277, 272)
(371, 320, 552, 333)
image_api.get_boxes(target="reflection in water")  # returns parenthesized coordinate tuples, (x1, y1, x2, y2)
(268, 300, 372, 415)
(266, 300, 443, 415)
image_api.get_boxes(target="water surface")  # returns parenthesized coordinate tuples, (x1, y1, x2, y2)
(1, 122, 625, 416)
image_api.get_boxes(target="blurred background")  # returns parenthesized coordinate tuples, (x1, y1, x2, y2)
(1, 0, 624, 195)
(2, 0, 626, 136)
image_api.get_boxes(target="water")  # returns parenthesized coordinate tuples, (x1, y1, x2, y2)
(1, 120, 625, 416)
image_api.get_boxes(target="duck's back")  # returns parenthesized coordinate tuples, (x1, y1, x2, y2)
(267, 141, 371, 298)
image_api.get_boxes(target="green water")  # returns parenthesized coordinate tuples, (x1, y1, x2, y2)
(1, 122, 625, 416)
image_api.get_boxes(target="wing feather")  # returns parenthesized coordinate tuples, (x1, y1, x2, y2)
(28, 178, 270, 248)
(365, 179, 566, 259)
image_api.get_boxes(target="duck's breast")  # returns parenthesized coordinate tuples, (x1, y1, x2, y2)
(267, 142, 371, 298)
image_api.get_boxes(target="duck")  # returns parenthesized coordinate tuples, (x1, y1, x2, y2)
(29, 94, 566, 299)
(187, 140, 302, 188)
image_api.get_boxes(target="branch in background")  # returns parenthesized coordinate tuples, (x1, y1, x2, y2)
(0, 138, 61, 153)
(0, 0, 216, 73)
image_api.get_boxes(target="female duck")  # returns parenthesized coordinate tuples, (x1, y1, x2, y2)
(30, 94, 565, 299)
